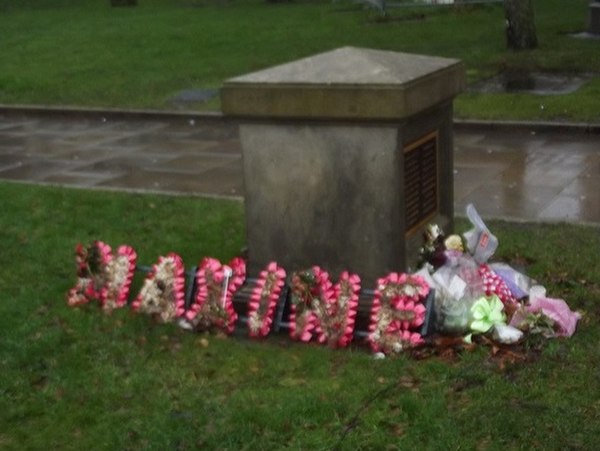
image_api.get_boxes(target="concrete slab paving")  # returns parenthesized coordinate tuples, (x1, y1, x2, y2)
(0, 112, 598, 225)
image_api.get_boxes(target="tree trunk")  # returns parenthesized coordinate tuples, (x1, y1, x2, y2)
(504, 0, 538, 50)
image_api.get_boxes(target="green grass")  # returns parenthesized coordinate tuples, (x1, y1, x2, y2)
(457, 77, 600, 122)
(1, 181, 600, 449)
(0, 0, 599, 121)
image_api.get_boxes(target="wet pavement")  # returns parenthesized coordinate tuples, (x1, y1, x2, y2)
(0, 112, 598, 224)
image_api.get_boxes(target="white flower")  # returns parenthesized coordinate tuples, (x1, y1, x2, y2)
(492, 324, 523, 344)
(178, 318, 193, 330)
(403, 285, 417, 297)
(392, 342, 403, 353)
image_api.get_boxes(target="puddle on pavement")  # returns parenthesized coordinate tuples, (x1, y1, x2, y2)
(170, 88, 218, 105)
(468, 72, 595, 95)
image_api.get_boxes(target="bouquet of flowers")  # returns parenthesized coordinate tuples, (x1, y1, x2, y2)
(418, 204, 581, 344)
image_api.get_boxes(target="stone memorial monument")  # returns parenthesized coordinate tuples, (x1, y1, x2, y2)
(222, 47, 465, 287)
(589, 0, 600, 35)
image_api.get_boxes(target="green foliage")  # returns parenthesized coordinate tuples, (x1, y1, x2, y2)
(0, 0, 598, 120)
(1, 182, 599, 448)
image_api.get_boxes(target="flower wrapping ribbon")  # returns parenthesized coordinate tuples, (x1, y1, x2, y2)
(470, 295, 506, 333)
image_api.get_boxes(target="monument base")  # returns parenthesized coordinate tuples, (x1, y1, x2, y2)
(222, 47, 464, 288)
(589, 3, 600, 35)
(240, 103, 454, 287)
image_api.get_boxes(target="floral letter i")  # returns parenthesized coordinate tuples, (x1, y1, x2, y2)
(247, 262, 287, 338)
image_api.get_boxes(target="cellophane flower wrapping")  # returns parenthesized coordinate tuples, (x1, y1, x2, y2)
(431, 260, 513, 335)
(423, 209, 581, 344)
(509, 287, 581, 338)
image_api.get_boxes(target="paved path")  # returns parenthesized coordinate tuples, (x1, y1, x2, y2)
(0, 112, 598, 224)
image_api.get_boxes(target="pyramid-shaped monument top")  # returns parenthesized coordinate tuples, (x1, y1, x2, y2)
(222, 47, 465, 120)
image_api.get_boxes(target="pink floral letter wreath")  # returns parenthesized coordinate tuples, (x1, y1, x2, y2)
(289, 267, 360, 347)
(368, 272, 429, 355)
(67, 241, 137, 311)
(313, 271, 361, 348)
(247, 262, 287, 338)
(132, 253, 185, 323)
(186, 257, 246, 334)
(289, 267, 322, 342)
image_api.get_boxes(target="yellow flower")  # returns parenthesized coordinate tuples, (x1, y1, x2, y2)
(444, 234, 464, 252)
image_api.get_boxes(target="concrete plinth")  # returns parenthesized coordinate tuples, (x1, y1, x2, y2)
(589, 2, 600, 34)
(222, 47, 465, 286)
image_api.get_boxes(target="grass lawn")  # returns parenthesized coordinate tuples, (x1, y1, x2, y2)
(1, 0, 599, 121)
(1, 181, 599, 449)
